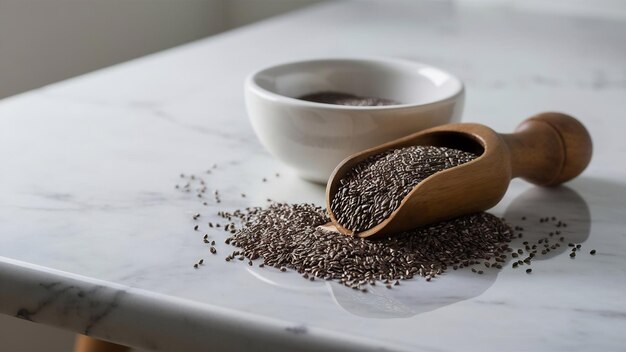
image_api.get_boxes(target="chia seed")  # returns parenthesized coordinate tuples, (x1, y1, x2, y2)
(223, 203, 512, 290)
(331, 146, 477, 232)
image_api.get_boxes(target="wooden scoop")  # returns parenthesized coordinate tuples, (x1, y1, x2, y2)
(325, 112, 592, 238)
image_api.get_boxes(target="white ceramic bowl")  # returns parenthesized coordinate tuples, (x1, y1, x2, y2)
(245, 57, 464, 183)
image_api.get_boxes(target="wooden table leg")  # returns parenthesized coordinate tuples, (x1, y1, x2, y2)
(74, 335, 131, 352)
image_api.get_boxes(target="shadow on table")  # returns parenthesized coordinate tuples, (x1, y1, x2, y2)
(330, 185, 591, 318)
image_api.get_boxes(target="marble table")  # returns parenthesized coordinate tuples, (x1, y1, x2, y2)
(1, 1, 625, 351)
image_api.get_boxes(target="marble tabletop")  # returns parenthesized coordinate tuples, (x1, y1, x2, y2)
(1, 1, 626, 351)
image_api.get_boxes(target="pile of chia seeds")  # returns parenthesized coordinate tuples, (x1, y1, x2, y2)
(331, 145, 477, 232)
(221, 203, 512, 290)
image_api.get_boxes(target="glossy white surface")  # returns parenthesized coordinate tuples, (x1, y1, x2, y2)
(245, 58, 463, 182)
(1, 1, 626, 351)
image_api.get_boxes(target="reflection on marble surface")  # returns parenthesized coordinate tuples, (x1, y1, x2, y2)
(328, 186, 590, 318)
(243, 186, 592, 320)
(242, 186, 591, 320)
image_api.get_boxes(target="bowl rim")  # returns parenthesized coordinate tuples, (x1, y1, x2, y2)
(245, 56, 465, 111)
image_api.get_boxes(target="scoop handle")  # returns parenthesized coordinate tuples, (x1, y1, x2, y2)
(500, 112, 592, 186)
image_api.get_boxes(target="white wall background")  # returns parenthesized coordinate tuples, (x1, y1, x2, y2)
(0, 0, 322, 99)
(0, 2, 322, 350)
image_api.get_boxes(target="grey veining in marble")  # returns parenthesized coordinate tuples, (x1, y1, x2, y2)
(1, 1, 626, 351)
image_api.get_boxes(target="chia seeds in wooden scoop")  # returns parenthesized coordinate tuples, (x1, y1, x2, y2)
(330, 145, 477, 233)
(326, 112, 593, 238)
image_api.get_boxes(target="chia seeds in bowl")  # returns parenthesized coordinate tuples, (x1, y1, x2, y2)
(298, 91, 398, 106)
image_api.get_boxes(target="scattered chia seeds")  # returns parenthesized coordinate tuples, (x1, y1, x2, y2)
(298, 91, 398, 106)
(331, 145, 477, 232)
(176, 165, 593, 287)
